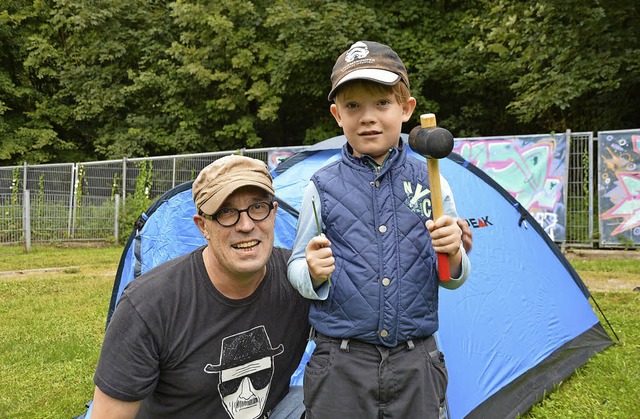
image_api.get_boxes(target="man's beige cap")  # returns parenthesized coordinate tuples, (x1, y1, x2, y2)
(192, 155, 274, 215)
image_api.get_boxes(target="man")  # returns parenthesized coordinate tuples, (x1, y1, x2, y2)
(91, 155, 310, 419)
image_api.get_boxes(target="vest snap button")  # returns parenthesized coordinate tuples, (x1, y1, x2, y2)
(380, 330, 389, 337)
(382, 277, 390, 286)
(379, 225, 387, 233)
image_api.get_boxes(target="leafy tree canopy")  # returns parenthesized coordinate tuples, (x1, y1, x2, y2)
(1, 0, 638, 164)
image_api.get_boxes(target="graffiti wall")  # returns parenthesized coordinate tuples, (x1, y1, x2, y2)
(598, 130, 640, 247)
(453, 134, 567, 242)
(267, 149, 298, 170)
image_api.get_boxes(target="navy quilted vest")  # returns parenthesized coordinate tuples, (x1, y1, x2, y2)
(310, 141, 439, 347)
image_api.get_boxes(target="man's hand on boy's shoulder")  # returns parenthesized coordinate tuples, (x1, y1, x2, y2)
(458, 218, 473, 254)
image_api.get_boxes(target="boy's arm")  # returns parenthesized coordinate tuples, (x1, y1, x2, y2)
(441, 174, 460, 219)
(439, 244, 469, 289)
(437, 175, 471, 287)
(287, 183, 330, 300)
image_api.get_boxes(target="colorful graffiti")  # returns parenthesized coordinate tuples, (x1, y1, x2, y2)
(453, 134, 566, 242)
(598, 131, 640, 246)
(267, 149, 297, 170)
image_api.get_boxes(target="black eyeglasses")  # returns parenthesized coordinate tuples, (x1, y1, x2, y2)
(200, 201, 274, 227)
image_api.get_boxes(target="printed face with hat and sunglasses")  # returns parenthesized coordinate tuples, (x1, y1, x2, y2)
(204, 326, 284, 419)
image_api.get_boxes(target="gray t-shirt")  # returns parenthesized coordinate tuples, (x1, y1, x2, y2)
(94, 246, 310, 419)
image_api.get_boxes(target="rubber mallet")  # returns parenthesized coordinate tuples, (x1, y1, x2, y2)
(408, 113, 455, 281)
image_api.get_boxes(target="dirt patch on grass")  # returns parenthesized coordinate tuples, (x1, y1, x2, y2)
(578, 272, 640, 293)
(563, 249, 640, 292)
(0, 266, 116, 280)
(563, 248, 640, 261)
(0, 266, 81, 278)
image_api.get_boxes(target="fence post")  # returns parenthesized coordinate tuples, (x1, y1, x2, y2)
(68, 163, 76, 238)
(22, 161, 27, 192)
(114, 194, 120, 243)
(588, 132, 595, 247)
(122, 157, 127, 213)
(562, 129, 571, 252)
(172, 157, 176, 188)
(23, 190, 31, 253)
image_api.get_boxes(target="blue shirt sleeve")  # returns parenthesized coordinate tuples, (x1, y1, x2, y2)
(287, 182, 329, 300)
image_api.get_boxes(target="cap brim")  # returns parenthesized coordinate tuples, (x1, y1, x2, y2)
(328, 69, 401, 100)
(199, 178, 274, 215)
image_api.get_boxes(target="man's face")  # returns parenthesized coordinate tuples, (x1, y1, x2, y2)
(197, 186, 276, 281)
(330, 82, 415, 165)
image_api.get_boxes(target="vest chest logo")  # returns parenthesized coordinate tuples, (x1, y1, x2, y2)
(403, 181, 432, 218)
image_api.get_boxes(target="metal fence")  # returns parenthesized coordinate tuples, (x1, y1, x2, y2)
(0, 193, 22, 244)
(0, 147, 305, 247)
(564, 131, 595, 247)
(1, 138, 598, 248)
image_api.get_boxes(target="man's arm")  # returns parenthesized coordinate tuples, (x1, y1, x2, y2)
(92, 295, 158, 418)
(91, 386, 141, 419)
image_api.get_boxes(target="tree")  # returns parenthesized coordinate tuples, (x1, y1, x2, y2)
(467, 0, 640, 133)
(0, 0, 77, 164)
(1, 0, 638, 165)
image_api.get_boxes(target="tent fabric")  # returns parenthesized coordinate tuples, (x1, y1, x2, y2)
(103, 134, 613, 418)
(468, 323, 612, 418)
(107, 181, 205, 325)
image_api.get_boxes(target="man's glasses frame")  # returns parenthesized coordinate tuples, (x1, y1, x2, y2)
(200, 201, 274, 227)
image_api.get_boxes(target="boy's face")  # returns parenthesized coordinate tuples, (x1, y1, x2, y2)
(330, 82, 416, 165)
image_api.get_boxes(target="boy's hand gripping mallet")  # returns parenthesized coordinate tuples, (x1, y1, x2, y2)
(408, 113, 455, 281)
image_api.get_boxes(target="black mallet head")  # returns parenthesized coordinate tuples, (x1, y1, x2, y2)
(408, 125, 454, 159)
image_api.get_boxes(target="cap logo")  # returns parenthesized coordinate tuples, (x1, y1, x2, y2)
(345, 41, 370, 63)
(341, 42, 376, 73)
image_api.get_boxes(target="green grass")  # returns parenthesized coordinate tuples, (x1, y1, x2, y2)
(0, 245, 122, 418)
(0, 246, 638, 418)
(0, 244, 122, 272)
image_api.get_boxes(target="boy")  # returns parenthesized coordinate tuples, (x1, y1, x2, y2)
(288, 41, 471, 418)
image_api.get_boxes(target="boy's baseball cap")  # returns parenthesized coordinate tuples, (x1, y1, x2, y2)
(193, 155, 274, 215)
(328, 40, 409, 101)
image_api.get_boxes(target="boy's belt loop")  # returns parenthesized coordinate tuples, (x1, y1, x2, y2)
(406, 339, 415, 350)
(340, 339, 350, 352)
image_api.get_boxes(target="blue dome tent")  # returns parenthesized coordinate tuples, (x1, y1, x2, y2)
(82, 134, 614, 419)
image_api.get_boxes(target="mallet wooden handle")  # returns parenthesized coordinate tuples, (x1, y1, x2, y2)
(421, 113, 450, 281)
